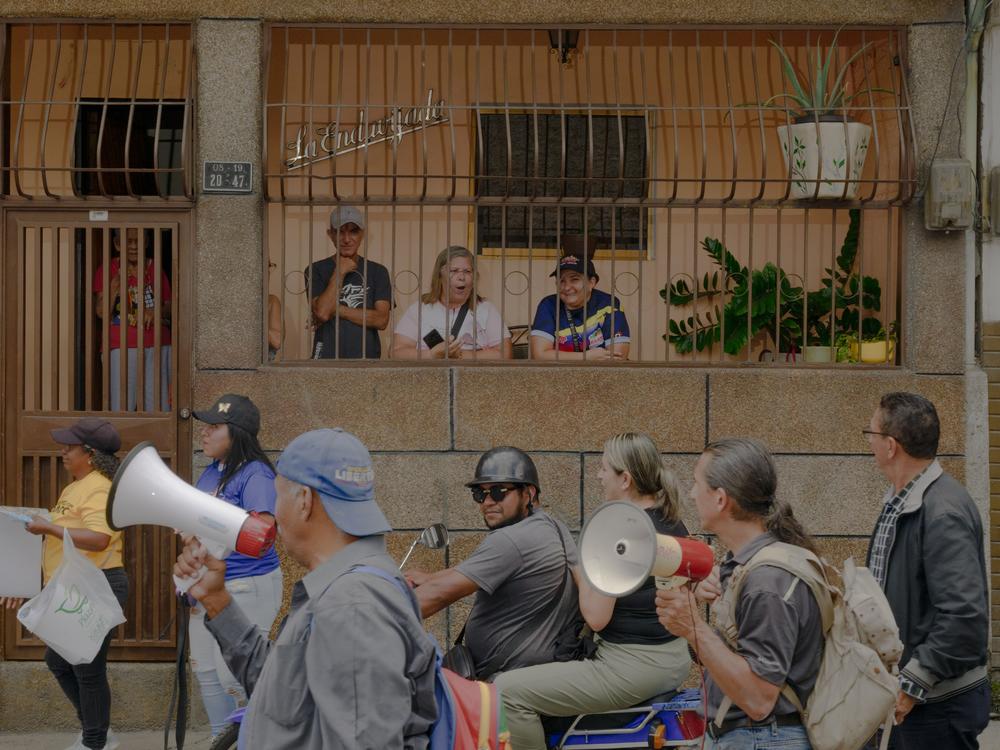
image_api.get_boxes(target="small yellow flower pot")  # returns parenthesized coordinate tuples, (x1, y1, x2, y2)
(850, 340, 895, 363)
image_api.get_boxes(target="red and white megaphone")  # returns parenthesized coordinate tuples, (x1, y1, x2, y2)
(107, 442, 277, 591)
(580, 501, 714, 595)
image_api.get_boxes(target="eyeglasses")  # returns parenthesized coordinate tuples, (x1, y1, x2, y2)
(470, 485, 522, 504)
(861, 429, 895, 440)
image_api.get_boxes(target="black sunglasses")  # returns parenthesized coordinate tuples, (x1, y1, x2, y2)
(470, 485, 523, 504)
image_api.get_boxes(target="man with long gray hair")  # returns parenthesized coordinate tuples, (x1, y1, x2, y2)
(656, 438, 821, 749)
(863, 392, 989, 748)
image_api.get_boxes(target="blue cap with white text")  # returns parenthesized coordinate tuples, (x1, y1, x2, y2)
(276, 428, 391, 537)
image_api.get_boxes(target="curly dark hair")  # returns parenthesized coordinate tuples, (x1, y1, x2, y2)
(85, 446, 121, 480)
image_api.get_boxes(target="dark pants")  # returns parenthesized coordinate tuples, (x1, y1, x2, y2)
(44, 568, 129, 750)
(873, 682, 992, 750)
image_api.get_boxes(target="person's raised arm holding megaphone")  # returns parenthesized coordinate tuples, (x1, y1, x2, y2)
(656, 439, 823, 747)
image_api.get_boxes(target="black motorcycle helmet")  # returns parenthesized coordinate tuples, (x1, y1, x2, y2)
(465, 446, 541, 495)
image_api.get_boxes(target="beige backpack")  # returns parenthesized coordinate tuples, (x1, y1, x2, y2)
(714, 542, 903, 750)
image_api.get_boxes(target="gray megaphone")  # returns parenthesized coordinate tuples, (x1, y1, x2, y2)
(107, 442, 276, 590)
(579, 501, 714, 596)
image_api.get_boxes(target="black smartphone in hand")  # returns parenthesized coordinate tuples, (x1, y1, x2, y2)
(423, 329, 445, 349)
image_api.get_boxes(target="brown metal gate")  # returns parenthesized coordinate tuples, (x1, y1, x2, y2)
(2, 209, 191, 661)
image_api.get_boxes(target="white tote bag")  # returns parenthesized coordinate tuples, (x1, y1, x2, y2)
(18, 531, 126, 665)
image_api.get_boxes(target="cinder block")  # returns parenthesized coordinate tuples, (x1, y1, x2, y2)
(454, 367, 707, 452)
(708, 371, 965, 454)
(193, 367, 450, 451)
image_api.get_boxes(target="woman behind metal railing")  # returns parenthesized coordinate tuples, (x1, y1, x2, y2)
(391, 245, 512, 360)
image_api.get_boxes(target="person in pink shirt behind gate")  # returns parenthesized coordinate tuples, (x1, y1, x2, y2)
(93, 228, 172, 411)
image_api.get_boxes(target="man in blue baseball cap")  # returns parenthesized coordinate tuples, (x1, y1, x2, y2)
(174, 428, 437, 749)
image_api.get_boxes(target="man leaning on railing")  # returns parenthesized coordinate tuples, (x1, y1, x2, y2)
(307, 206, 392, 360)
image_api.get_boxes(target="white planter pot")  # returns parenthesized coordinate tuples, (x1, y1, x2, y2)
(803, 345, 834, 363)
(777, 121, 872, 200)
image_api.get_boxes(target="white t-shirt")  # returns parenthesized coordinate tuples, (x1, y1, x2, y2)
(395, 299, 510, 351)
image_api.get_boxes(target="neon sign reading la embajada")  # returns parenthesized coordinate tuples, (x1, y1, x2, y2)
(285, 89, 448, 170)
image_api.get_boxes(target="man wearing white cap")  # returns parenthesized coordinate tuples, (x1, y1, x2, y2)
(174, 428, 437, 749)
(307, 206, 392, 359)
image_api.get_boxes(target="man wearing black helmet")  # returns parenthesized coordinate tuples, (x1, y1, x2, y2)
(408, 447, 579, 680)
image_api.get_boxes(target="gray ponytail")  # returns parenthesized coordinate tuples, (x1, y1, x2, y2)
(703, 438, 817, 555)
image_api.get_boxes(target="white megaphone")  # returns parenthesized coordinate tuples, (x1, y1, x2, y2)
(580, 501, 715, 596)
(107, 442, 277, 592)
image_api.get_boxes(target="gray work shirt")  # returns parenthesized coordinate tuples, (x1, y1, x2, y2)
(456, 509, 579, 677)
(205, 535, 437, 749)
(707, 532, 824, 722)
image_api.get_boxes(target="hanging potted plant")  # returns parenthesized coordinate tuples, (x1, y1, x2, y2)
(765, 31, 891, 200)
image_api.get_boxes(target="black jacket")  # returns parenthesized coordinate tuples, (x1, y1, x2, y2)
(866, 461, 989, 700)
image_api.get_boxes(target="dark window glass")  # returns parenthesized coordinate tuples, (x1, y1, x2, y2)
(475, 113, 648, 253)
(73, 100, 186, 197)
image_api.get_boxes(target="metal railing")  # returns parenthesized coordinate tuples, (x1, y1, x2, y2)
(259, 24, 911, 364)
(0, 21, 194, 200)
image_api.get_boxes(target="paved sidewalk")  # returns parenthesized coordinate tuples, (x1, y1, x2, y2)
(3, 722, 998, 748)
(0, 731, 214, 749)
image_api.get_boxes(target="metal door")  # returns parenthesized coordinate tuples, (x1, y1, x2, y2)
(2, 209, 191, 660)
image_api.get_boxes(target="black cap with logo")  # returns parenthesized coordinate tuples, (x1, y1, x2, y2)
(51, 417, 122, 454)
(550, 234, 599, 281)
(193, 394, 261, 436)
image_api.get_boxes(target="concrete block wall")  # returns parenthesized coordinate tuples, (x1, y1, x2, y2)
(192, 366, 970, 652)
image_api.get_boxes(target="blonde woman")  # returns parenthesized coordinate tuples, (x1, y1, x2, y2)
(495, 432, 692, 750)
(392, 246, 511, 359)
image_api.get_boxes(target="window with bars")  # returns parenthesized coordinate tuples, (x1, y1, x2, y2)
(475, 112, 648, 255)
(1, 22, 194, 200)
(263, 24, 912, 364)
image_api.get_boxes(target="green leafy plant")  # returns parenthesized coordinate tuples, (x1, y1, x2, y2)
(803, 208, 883, 346)
(662, 209, 886, 358)
(661, 240, 804, 356)
(760, 29, 891, 120)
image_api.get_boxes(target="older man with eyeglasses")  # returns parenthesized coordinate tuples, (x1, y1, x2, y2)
(407, 446, 579, 680)
(863, 392, 989, 749)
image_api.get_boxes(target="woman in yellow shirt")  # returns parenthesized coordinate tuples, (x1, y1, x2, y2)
(1, 417, 127, 750)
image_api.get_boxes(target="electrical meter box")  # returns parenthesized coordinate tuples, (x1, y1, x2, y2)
(924, 158, 974, 231)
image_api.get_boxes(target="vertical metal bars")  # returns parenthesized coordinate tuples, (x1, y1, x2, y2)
(263, 23, 910, 365)
(1, 22, 194, 200)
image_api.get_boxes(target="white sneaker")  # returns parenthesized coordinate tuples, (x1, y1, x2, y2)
(66, 729, 119, 750)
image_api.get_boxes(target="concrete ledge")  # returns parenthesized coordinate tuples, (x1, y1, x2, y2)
(0, 1, 962, 24)
(0, 662, 207, 732)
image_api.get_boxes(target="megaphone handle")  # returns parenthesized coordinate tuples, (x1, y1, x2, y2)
(173, 538, 230, 596)
(655, 575, 689, 591)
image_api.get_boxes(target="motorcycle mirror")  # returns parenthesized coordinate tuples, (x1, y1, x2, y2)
(400, 523, 450, 569)
(420, 523, 449, 550)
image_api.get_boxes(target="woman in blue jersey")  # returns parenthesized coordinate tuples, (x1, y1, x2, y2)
(529, 236, 631, 361)
(189, 393, 282, 738)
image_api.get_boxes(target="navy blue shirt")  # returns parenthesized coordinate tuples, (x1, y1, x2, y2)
(195, 460, 280, 580)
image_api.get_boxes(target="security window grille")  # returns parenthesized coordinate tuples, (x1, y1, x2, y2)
(475, 112, 648, 254)
(73, 100, 186, 197)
